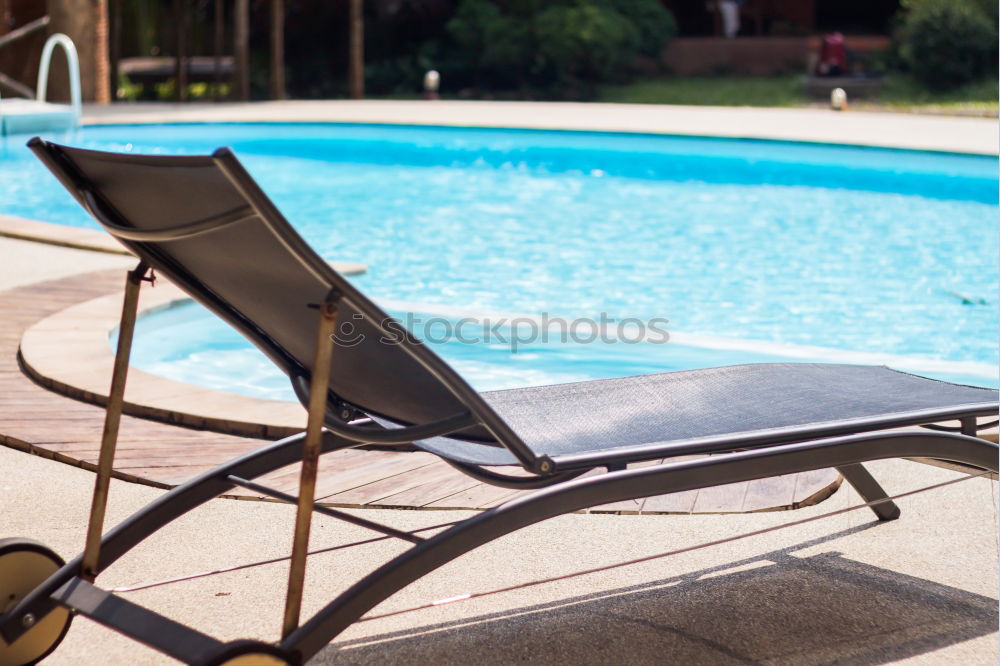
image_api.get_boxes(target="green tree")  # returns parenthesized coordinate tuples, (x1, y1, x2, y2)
(535, 3, 639, 84)
(897, 0, 998, 89)
(446, 0, 534, 87)
(443, 0, 676, 96)
(606, 0, 677, 57)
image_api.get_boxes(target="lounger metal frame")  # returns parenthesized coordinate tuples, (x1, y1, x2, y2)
(2, 139, 997, 665)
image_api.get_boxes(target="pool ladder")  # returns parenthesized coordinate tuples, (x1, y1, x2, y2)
(35, 33, 83, 122)
(0, 32, 81, 134)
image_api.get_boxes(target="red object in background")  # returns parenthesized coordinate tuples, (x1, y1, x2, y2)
(816, 32, 848, 76)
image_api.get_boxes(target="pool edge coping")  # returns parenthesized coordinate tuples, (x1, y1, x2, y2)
(19, 277, 1000, 444)
(0, 215, 368, 273)
(76, 100, 1000, 156)
(0, 215, 132, 256)
(19, 281, 309, 439)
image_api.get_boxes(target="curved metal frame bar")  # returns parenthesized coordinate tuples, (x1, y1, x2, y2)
(442, 458, 587, 489)
(322, 411, 480, 446)
(284, 430, 998, 660)
(83, 193, 256, 241)
(6, 428, 994, 658)
(923, 420, 1000, 433)
(0, 430, 355, 644)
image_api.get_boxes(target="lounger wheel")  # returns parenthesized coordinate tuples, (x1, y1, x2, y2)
(0, 538, 72, 666)
(201, 640, 298, 666)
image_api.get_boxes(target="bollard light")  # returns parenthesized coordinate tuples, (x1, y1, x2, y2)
(423, 70, 440, 100)
(830, 87, 848, 111)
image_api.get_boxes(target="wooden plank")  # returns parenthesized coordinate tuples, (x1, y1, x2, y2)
(742, 474, 797, 512)
(369, 472, 482, 509)
(318, 465, 449, 506)
(792, 468, 842, 507)
(425, 483, 523, 510)
(691, 481, 751, 514)
(640, 489, 699, 514)
(591, 459, 663, 513)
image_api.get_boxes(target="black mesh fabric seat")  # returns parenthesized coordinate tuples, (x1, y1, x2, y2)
(412, 363, 998, 466)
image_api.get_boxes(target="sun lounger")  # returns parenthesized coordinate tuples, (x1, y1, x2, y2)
(2, 138, 996, 665)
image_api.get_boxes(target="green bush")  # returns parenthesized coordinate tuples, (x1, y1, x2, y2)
(606, 0, 678, 57)
(442, 0, 676, 96)
(902, 0, 998, 22)
(897, 0, 998, 89)
(445, 0, 535, 89)
(535, 4, 639, 84)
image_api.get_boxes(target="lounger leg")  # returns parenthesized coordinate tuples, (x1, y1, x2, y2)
(0, 430, 362, 647)
(80, 262, 151, 580)
(835, 464, 900, 521)
(282, 295, 340, 639)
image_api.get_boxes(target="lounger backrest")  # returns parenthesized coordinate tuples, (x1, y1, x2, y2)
(32, 140, 496, 438)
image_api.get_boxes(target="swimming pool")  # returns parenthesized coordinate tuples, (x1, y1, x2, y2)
(4, 123, 997, 395)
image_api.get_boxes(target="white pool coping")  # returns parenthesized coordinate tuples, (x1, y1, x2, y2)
(19, 279, 998, 440)
(20, 282, 309, 438)
(78, 99, 1000, 155)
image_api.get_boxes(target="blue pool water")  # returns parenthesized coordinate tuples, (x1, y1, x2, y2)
(3, 123, 997, 396)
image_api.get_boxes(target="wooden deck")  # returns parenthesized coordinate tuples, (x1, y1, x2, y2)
(0, 269, 841, 513)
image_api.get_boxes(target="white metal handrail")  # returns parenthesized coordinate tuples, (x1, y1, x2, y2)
(35, 32, 81, 121)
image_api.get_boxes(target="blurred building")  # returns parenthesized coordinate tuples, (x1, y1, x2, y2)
(661, 0, 898, 75)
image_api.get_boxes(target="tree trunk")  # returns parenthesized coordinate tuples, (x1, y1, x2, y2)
(109, 0, 120, 101)
(46, 0, 110, 102)
(233, 0, 249, 100)
(173, 0, 187, 101)
(270, 0, 284, 99)
(213, 0, 224, 100)
(349, 0, 363, 99)
(92, 0, 109, 102)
